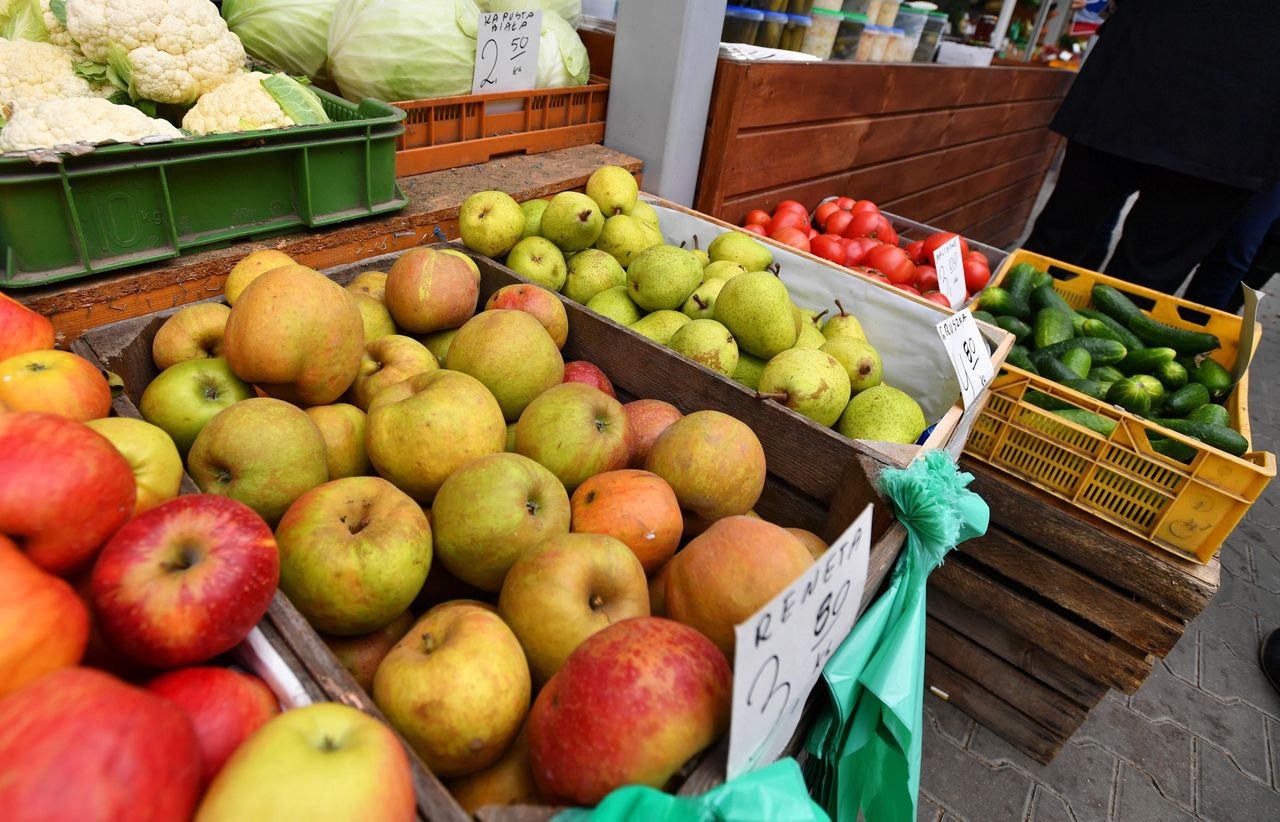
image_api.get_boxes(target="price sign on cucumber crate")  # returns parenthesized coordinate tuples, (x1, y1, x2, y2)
(936, 308, 994, 409)
(933, 234, 967, 308)
(472, 11, 541, 94)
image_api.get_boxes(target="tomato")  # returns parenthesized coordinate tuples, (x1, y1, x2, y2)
(850, 199, 879, 215)
(914, 265, 938, 292)
(874, 214, 898, 247)
(922, 291, 952, 308)
(742, 224, 767, 236)
(814, 202, 842, 228)
(922, 232, 971, 263)
(771, 226, 810, 253)
(843, 210, 881, 239)
(807, 227, 819, 241)
(745, 209, 772, 229)
(825, 209, 855, 237)
(834, 196, 855, 210)
(774, 200, 809, 217)
(810, 234, 846, 265)
(966, 249, 989, 267)
(768, 210, 808, 233)
(963, 258, 991, 292)
(894, 283, 921, 296)
(864, 244, 915, 285)
(905, 240, 925, 265)
(852, 265, 888, 283)
(844, 236, 880, 266)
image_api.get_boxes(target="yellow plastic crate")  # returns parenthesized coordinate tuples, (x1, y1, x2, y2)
(964, 250, 1275, 563)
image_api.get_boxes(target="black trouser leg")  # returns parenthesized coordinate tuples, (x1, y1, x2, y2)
(1025, 141, 1141, 267)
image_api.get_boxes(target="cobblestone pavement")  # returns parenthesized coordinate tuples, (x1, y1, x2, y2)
(919, 277, 1280, 822)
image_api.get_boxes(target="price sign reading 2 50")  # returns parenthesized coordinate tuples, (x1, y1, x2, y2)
(472, 11, 541, 95)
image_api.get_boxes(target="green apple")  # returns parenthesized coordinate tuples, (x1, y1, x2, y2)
(418, 328, 458, 367)
(349, 335, 438, 411)
(84, 417, 183, 515)
(458, 191, 525, 258)
(140, 357, 255, 455)
(305, 403, 371, 479)
(505, 237, 567, 292)
(351, 293, 396, 342)
(345, 270, 387, 301)
(515, 383, 629, 493)
(446, 310, 564, 422)
(151, 302, 230, 370)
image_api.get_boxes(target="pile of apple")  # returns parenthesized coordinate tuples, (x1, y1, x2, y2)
(741, 198, 994, 307)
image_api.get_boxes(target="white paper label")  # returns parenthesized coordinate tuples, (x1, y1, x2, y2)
(933, 235, 966, 308)
(727, 504, 873, 780)
(472, 11, 541, 94)
(936, 308, 995, 409)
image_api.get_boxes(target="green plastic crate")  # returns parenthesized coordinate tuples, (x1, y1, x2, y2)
(0, 90, 408, 287)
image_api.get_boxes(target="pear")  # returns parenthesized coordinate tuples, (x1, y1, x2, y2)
(586, 165, 639, 216)
(682, 278, 726, 321)
(702, 260, 747, 282)
(668, 319, 739, 378)
(708, 232, 773, 272)
(586, 285, 643, 326)
(563, 249, 625, 304)
(624, 199, 660, 231)
(797, 307, 829, 329)
(687, 236, 710, 268)
(595, 214, 663, 268)
(732, 352, 767, 390)
(821, 336, 883, 393)
(418, 328, 458, 367)
(540, 191, 604, 252)
(626, 245, 703, 312)
(506, 236, 567, 291)
(521, 199, 548, 238)
(758, 349, 851, 427)
(630, 310, 690, 345)
(793, 322, 827, 350)
(714, 271, 797, 359)
(823, 300, 866, 341)
(835, 384, 926, 445)
(458, 190, 525, 258)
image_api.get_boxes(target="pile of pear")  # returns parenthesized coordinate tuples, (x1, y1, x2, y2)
(458, 166, 927, 446)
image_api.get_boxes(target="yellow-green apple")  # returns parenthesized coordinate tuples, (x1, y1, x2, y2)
(648, 560, 671, 617)
(440, 247, 482, 283)
(0, 667, 201, 822)
(561, 360, 615, 397)
(0, 536, 88, 698)
(515, 383, 629, 493)
(0, 412, 135, 575)
(431, 453, 570, 592)
(91, 495, 279, 667)
(485, 283, 568, 348)
(140, 356, 255, 455)
(373, 602, 530, 778)
(85, 417, 183, 514)
(351, 293, 396, 342)
(349, 334, 438, 411)
(418, 327, 458, 367)
(458, 190, 525, 258)
(569, 469, 681, 574)
(321, 609, 415, 692)
(366, 370, 506, 503)
(498, 533, 648, 684)
(275, 477, 432, 635)
(151, 302, 231, 370)
(146, 667, 279, 787)
(345, 270, 387, 300)
(188, 398, 329, 524)
(645, 410, 765, 521)
(0, 292, 55, 360)
(305, 403, 370, 479)
(0, 349, 111, 421)
(194, 702, 415, 822)
(223, 249, 294, 305)
(446, 309, 564, 422)
(786, 527, 828, 559)
(622, 399, 682, 468)
(527, 617, 730, 805)
(223, 264, 364, 406)
(447, 722, 542, 814)
(665, 515, 813, 658)
(384, 248, 478, 334)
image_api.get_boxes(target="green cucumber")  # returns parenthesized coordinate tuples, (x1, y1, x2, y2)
(1007, 262, 1040, 283)
(1081, 318, 1127, 345)
(1190, 359, 1232, 400)
(1091, 283, 1145, 324)
(1149, 436, 1197, 464)
(1187, 403, 1230, 427)
(979, 286, 1019, 317)
(1164, 382, 1210, 417)
(1034, 337, 1127, 365)
(1076, 308, 1146, 352)
(1031, 285, 1086, 333)
(1006, 345, 1037, 373)
(1061, 347, 1092, 378)
(1026, 390, 1073, 411)
(1029, 351, 1083, 383)
(1117, 346, 1176, 376)
(1030, 270, 1055, 290)
(1107, 377, 1152, 416)
(1063, 377, 1106, 400)
(1133, 374, 1165, 405)
(1033, 308, 1074, 349)
(1154, 359, 1188, 391)
(995, 315, 1032, 344)
(1126, 313, 1220, 356)
(1005, 265, 1036, 320)
(972, 310, 998, 326)
(1152, 418, 1248, 457)
(1052, 408, 1117, 436)
(1088, 365, 1125, 383)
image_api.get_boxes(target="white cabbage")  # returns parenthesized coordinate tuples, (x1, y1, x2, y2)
(222, 0, 339, 81)
(536, 10, 589, 89)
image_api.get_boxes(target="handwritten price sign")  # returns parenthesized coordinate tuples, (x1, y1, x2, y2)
(933, 234, 967, 308)
(936, 308, 994, 409)
(472, 11, 541, 94)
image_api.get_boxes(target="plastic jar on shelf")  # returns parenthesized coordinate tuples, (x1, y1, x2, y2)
(853, 22, 884, 60)
(832, 12, 870, 60)
(913, 10, 947, 61)
(876, 26, 904, 61)
(787, 0, 815, 13)
(781, 15, 812, 51)
(745, 0, 789, 12)
(722, 5, 765, 44)
(758, 10, 789, 47)
(802, 6, 843, 58)
(891, 5, 927, 60)
(843, 0, 882, 25)
(874, 0, 900, 26)
(812, 0, 844, 10)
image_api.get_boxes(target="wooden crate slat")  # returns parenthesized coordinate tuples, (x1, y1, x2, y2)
(878, 152, 1054, 229)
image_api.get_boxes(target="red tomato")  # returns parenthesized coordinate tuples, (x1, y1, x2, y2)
(844, 236, 880, 266)
(852, 265, 888, 283)
(834, 196, 856, 210)
(905, 240, 925, 265)
(865, 244, 915, 285)
(768, 210, 808, 233)
(825, 209, 855, 237)
(745, 209, 772, 229)
(966, 249, 989, 267)
(771, 226, 810, 253)
(894, 283, 922, 296)
(922, 232, 971, 263)
(874, 214, 898, 247)
(850, 199, 879, 215)
(774, 200, 809, 217)
(807, 228, 819, 240)
(843, 210, 881, 239)
(742, 224, 767, 236)
(964, 258, 991, 292)
(922, 291, 952, 308)
(814, 202, 842, 227)
(915, 265, 938, 292)
(810, 235, 846, 265)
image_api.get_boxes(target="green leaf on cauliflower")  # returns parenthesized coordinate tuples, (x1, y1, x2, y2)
(47, 0, 63, 26)
(73, 60, 108, 82)
(105, 43, 136, 100)
(1, 0, 49, 41)
(261, 73, 329, 126)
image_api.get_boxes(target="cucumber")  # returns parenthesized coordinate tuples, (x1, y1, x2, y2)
(1029, 351, 1083, 383)
(1152, 418, 1249, 457)
(1081, 318, 1128, 345)
(972, 309, 998, 326)
(1030, 270, 1055, 290)
(1149, 436, 1197, 464)
(1005, 265, 1036, 320)
(1026, 390, 1073, 411)
(1035, 337, 1127, 365)
(1164, 382, 1210, 417)
(1187, 403, 1230, 427)
(1175, 355, 1199, 373)
(1091, 283, 1145, 324)
(1007, 261, 1040, 282)
(1033, 308, 1074, 349)
(1088, 365, 1125, 383)
(1031, 285, 1086, 333)
(1076, 308, 1146, 352)
(1126, 313, 1221, 356)
(1061, 347, 1092, 378)
(1006, 345, 1038, 373)
(1190, 358, 1232, 400)
(1154, 359, 1188, 391)
(979, 286, 1019, 317)
(995, 315, 1032, 344)
(1107, 377, 1152, 416)
(1052, 409, 1117, 436)
(1133, 374, 1166, 406)
(1117, 346, 1176, 376)
(1063, 377, 1107, 401)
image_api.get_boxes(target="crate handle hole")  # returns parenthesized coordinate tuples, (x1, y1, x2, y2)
(1176, 304, 1212, 327)
(1047, 265, 1078, 283)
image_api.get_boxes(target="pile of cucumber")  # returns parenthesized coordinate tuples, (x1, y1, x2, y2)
(977, 263, 1247, 462)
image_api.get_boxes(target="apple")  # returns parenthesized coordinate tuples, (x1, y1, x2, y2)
(665, 516, 813, 658)
(373, 602, 531, 778)
(305, 403, 371, 480)
(439, 247, 482, 284)
(91, 495, 279, 668)
(786, 526, 829, 558)
(366, 369, 506, 503)
(561, 360, 615, 398)
(349, 334, 438, 410)
(151, 302, 231, 370)
(527, 617, 731, 805)
(622, 399, 683, 468)
(447, 721, 543, 813)
(0, 667, 201, 822)
(195, 702, 415, 822)
(645, 410, 766, 521)
(418, 327, 458, 367)
(446, 309, 565, 422)
(276, 477, 432, 635)
(485, 283, 569, 349)
(140, 356, 255, 455)
(187, 397, 329, 525)
(0, 536, 88, 698)
(0, 349, 111, 421)
(0, 412, 135, 575)
(384, 248, 478, 334)
(569, 469, 681, 574)
(223, 249, 294, 305)
(0, 292, 55, 360)
(346, 270, 388, 300)
(146, 667, 279, 787)
(458, 190, 525, 259)
(84, 417, 183, 514)
(432, 452, 570, 592)
(648, 560, 671, 617)
(515, 383, 629, 493)
(321, 609, 415, 692)
(351, 293, 397, 342)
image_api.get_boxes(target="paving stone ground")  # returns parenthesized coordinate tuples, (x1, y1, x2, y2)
(919, 276, 1280, 822)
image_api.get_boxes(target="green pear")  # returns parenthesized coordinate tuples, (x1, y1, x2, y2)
(820, 336, 883, 393)
(624, 199, 660, 231)
(540, 191, 604, 252)
(793, 323, 827, 350)
(708, 232, 773, 272)
(687, 236, 711, 268)
(758, 349, 852, 427)
(835, 384, 926, 445)
(797, 307, 829, 329)
(586, 165, 639, 216)
(418, 328, 458, 367)
(506, 236, 567, 291)
(668, 319, 739, 378)
(563, 249, 626, 304)
(682, 278, 726, 321)
(823, 301, 866, 341)
(521, 199, 548, 238)
(630, 310, 690, 345)
(714, 271, 797, 359)
(732, 352, 767, 390)
(586, 285, 643, 326)
(702, 260, 747, 282)
(595, 214, 663, 268)
(458, 190, 525, 258)
(625, 245, 703, 312)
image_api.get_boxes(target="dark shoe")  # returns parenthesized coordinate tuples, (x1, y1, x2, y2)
(1262, 629, 1280, 697)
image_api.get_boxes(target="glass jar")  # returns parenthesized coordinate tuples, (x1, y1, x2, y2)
(913, 10, 946, 61)
(853, 22, 883, 61)
(722, 5, 765, 45)
(874, 0, 900, 26)
(802, 6, 843, 59)
(832, 12, 870, 60)
(758, 10, 789, 47)
(891, 6, 927, 59)
(781, 15, 812, 51)
(787, 0, 815, 13)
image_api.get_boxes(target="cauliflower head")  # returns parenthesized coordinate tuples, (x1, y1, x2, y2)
(0, 39, 95, 108)
(0, 96, 182, 151)
(67, 0, 246, 106)
(181, 71, 294, 135)
(35, 0, 73, 48)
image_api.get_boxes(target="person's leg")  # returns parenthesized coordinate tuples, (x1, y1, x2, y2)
(1183, 184, 1280, 310)
(1025, 141, 1140, 267)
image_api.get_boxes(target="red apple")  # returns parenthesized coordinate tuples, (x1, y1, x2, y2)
(0, 412, 135, 576)
(569, 470, 682, 574)
(147, 667, 279, 787)
(741, 224, 767, 236)
(743, 209, 771, 229)
(0, 349, 111, 421)
(91, 495, 279, 668)
(0, 536, 88, 698)
(810, 234, 846, 265)
(0, 293, 55, 360)
(562, 360, 615, 398)
(0, 667, 201, 822)
(484, 284, 569, 349)
(623, 398, 683, 468)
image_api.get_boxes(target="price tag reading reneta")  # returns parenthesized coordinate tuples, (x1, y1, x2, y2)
(933, 234, 966, 308)
(936, 308, 994, 409)
(727, 504, 872, 780)
(472, 11, 541, 94)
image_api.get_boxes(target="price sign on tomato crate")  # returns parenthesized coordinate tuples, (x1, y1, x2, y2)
(726, 504, 872, 780)
(933, 234, 967, 308)
(936, 308, 994, 409)
(472, 11, 541, 94)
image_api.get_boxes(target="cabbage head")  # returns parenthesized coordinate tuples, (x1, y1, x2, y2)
(328, 0, 480, 103)
(536, 11, 589, 89)
(481, 0, 582, 28)
(222, 0, 338, 81)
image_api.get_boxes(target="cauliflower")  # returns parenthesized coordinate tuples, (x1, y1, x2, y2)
(0, 96, 182, 151)
(34, 0, 73, 48)
(0, 39, 96, 108)
(66, 0, 246, 106)
(183, 71, 330, 135)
